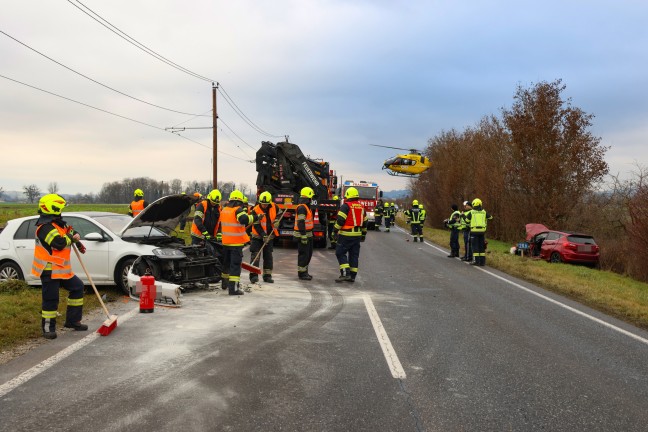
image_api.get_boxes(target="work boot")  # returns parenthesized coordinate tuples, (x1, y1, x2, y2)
(228, 281, 244, 296)
(328, 244, 336, 250)
(43, 331, 57, 340)
(347, 271, 357, 283)
(335, 269, 351, 283)
(413, 237, 418, 242)
(42, 317, 57, 339)
(298, 272, 313, 281)
(386, 228, 390, 232)
(420, 237, 425, 243)
(221, 277, 229, 290)
(64, 322, 88, 331)
(263, 274, 274, 283)
(250, 273, 259, 283)
(447, 254, 455, 258)
(375, 226, 381, 231)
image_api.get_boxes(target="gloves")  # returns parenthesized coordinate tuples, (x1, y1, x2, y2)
(216, 233, 222, 242)
(360, 235, 366, 242)
(204, 233, 212, 240)
(300, 236, 308, 245)
(263, 235, 269, 243)
(77, 242, 86, 254)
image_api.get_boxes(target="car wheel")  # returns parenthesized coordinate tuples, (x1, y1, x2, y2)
(114, 257, 136, 294)
(549, 252, 562, 263)
(0, 261, 25, 282)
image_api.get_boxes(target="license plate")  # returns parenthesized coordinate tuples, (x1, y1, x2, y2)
(280, 230, 294, 236)
(578, 245, 593, 252)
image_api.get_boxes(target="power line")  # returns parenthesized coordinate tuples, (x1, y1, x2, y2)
(0, 29, 209, 117)
(216, 125, 254, 160)
(218, 84, 284, 138)
(173, 132, 252, 162)
(218, 116, 257, 151)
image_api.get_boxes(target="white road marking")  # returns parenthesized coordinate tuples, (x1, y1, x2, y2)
(363, 294, 406, 379)
(0, 307, 139, 399)
(395, 226, 648, 346)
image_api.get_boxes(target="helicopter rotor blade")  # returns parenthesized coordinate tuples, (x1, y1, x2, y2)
(370, 144, 415, 151)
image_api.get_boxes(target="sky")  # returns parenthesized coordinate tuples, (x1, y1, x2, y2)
(1, 0, 647, 196)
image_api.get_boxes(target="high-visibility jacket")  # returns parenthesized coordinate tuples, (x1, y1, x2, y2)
(191, 201, 209, 238)
(251, 203, 278, 238)
(448, 210, 462, 229)
(31, 223, 73, 279)
(406, 207, 423, 224)
(221, 206, 250, 246)
(130, 199, 145, 217)
(294, 203, 314, 237)
(335, 201, 367, 237)
(469, 209, 488, 233)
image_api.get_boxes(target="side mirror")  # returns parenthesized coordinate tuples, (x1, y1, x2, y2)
(84, 232, 104, 241)
(379, 191, 383, 198)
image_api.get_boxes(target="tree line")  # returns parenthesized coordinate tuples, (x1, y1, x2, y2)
(411, 79, 648, 282)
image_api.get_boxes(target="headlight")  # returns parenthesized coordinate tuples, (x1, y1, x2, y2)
(152, 248, 186, 259)
(367, 211, 375, 218)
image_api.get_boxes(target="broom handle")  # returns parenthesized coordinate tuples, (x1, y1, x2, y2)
(72, 244, 112, 319)
(251, 210, 287, 264)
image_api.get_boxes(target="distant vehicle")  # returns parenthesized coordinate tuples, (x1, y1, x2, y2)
(370, 144, 432, 177)
(340, 180, 382, 230)
(0, 195, 220, 296)
(525, 224, 600, 266)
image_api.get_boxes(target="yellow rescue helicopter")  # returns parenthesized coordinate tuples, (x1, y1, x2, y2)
(370, 144, 432, 177)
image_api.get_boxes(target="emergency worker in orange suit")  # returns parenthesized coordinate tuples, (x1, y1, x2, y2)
(220, 190, 264, 295)
(295, 187, 315, 280)
(128, 188, 148, 217)
(333, 187, 368, 283)
(32, 194, 88, 339)
(190, 189, 222, 254)
(249, 191, 279, 284)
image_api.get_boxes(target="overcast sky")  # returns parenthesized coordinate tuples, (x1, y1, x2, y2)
(1, 0, 647, 196)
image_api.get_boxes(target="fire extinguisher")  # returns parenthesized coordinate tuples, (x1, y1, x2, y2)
(139, 269, 156, 313)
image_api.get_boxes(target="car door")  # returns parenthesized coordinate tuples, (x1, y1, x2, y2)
(540, 231, 561, 260)
(11, 218, 39, 283)
(64, 216, 111, 281)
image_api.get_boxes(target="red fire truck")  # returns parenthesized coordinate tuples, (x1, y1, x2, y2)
(340, 180, 382, 230)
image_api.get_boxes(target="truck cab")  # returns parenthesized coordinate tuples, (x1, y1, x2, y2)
(340, 181, 381, 230)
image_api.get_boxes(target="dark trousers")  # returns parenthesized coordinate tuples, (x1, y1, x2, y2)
(463, 230, 472, 259)
(375, 216, 382, 227)
(336, 235, 361, 278)
(411, 223, 423, 239)
(41, 271, 84, 332)
(297, 236, 313, 274)
(471, 232, 486, 265)
(384, 216, 392, 230)
(449, 229, 460, 256)
(222, 245, 243, 283)
(250, 237, 273, 274)
(328, 221, 337, 245)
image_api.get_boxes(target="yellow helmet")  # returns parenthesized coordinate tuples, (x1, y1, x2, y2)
(419, 203, 424, 208)
(384, 202, 389, 207)
(134, 188, 144, 197)
(345, 187, 359, 199)
(259, 191, 272, 203)
(332, 195, 339, 201)
(243, 195, 249, 204)
(38, 194, 66, 215)
(229, 190, 245, 202)
(207, 189, 221, 204)
(412, 199, 419, 206)
(300, 187, 315, 198)
(472, 198, 482, 207)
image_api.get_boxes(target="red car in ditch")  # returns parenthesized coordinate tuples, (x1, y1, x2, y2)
(525, 223, 600, 266)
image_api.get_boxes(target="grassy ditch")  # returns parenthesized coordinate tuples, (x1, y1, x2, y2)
(397, 216, 648, 330)
(0, 280, 123, 351)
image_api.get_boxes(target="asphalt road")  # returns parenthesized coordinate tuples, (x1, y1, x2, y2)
(1, 228, 648, 432)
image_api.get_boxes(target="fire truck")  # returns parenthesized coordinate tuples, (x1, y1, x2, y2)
(340, 180, 382, 230)
(255, 141, 338, 248)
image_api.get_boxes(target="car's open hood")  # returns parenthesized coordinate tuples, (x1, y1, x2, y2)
(525, 223, 550, 241)
(119, 194, 198, 236)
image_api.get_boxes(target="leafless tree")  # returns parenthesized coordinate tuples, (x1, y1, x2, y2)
(23, 184, 41, 203)
(47, 182, 59, 194)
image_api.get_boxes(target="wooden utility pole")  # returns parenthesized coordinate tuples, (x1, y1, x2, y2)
(212, 83, 218, 188)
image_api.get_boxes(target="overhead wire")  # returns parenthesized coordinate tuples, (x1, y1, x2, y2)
(218, 85, 284, 138)
(215, 124, 254, 160)
(0, 29, 209, 117)
(218, 116, 257, 151)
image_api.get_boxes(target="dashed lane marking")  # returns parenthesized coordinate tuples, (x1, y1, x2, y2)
(363, 294, 406, 379)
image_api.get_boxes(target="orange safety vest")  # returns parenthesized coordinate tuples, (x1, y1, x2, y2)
(294, 204, 314, 232)
(31, 224, 73, 279)
(130, 200, 145, 217)
(191, 201, 209, 238)
(221, 206, 250, 246)
(341, 202, 365, 231)
(252, 203, 279, 237)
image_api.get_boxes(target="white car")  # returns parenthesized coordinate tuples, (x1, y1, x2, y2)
(0, 194, 216, 296)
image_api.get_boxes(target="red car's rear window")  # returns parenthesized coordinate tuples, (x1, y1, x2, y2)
(567, 235, 596, 245)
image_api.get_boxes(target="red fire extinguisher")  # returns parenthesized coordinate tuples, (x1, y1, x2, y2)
(139, 270, 156, 313)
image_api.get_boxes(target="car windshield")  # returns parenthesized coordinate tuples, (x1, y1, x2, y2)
(345, 186, 376, 200)
(91, 215, 167, 237)
(567, 235, 596, 245)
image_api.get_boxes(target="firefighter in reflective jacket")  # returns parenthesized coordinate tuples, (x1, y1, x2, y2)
(249, 191, 279, 284)
(221, 190, 264, 295)
(444, 204, 462, 257)
(405, 200, 424, 242)
(32, 194, 88, 339)
(295, 187, 315, 280)
(383, 201, 392, 232)
(190, 189, 222, 255)
(128, 188, 148, 217)
(463, 198, 493, 266)
(333, 187, 368, 283)
(328, 195, 340, 249)
(374, 199, 383, 231)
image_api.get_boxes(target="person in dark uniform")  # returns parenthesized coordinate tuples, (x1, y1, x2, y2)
(295, 187, 315, 280)
(328, 195, 340, 248)
(444, 204, 462, 257)
(463, 198, 493, 266)
(333, 187, 368, 283)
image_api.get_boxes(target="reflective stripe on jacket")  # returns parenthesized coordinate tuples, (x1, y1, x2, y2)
(252, 203, 278, 238)
(407, 207, 423, 224)
(31, 224, 73, 279)
(191, 201, 209, 238)
(470, 209, 488, 233)
(221, 206, 250, 245)
(130, 200, 145, 217)
(294, 203, 314, 235)
(336, 202, 366, 237)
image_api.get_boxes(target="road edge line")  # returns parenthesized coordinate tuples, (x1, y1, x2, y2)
(363, 294, 406, 379)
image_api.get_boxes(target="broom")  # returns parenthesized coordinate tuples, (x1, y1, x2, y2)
(241, 210, 287, 274)
(72, 244, 118, 336)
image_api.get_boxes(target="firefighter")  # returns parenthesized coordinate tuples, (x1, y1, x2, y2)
(374, 199, 383, 231)
(460, 201, 473, 261)
(128, 188, 148, 217)
(444, 204, 462, 257)
(32, 194, 88, 339)
(389, 202, 397, 226)
(405, 199, 424, 242)
(295, 187, 315, 280)
(249, 191, 279, 283)
(221, 190, 264, 295)
(333, 187, 368, 283)
(190, 189, 222, 255)
(328, 195, 340, 248)
(463, 198, 493, 266)
(383, 201, 392, 232)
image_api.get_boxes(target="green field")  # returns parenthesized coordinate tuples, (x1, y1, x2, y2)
(0, 203, 131, 227)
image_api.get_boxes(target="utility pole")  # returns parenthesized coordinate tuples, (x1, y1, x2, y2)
(212, 83, 218, 188)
